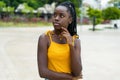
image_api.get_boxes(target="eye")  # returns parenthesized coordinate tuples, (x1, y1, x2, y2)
(53, 13, 57, 17)
(60, 14, 64, 18)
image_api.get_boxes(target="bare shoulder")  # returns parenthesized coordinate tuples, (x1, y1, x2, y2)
(38, 32, 49, 41)
(74, 38, 81, 49)
(39, 33, 47, 39)
(38, 33, 49, 45)
(75, 38, 81, 44)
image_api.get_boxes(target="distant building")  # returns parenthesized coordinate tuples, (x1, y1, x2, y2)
(113, 1, 120, 8)
(107, 1, 120, 9)
(81, 0, 102, 17)
(83, 0, 101, 9)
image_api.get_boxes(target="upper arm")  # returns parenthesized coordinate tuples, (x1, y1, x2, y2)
(75, 39, 81, 55)
(37, 33, 49, 74)
(74, 39, 82, 62)
(75, 39, 82, 71)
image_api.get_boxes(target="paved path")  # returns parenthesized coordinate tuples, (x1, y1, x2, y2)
(0, 25, 120, 80)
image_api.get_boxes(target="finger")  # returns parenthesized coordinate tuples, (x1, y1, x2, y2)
(61, 31, 69, 35)
(61, 27, 68, 32)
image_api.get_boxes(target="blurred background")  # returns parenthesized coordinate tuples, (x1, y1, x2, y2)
(0, 0, 120, 27)
(0, 0, 120, 80)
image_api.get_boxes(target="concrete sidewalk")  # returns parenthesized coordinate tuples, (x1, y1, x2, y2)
(0, 25, 120, 80)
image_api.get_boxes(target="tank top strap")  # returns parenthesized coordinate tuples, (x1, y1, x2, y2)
(45, 30, 52, 42)
(72, 35, 79, 46)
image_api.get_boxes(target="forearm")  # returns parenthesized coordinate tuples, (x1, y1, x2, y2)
(40, 68, 73, 80)
(69, 45, 82, 76)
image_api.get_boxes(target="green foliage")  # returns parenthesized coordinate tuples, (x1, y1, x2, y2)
(102, 7, 120, 20)
(11, 1, 19, 8)
(0, 1, 6, 12)
(75, 7, 81, 17)
(0, 0, 46, 9)
(0, 1, 6, 7)
(21, 3, 34, 13)
(0, 0, 82, 17)
(0, 0, 82, 16)
(87, 7, 103, 24)
(25, 0, 41, 9)
(70, 0, 81, 17)
(0, 1, 14, 13)
(2, 6, 14, 13)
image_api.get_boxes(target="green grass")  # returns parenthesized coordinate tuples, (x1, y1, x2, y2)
(0, 21, 52, 27)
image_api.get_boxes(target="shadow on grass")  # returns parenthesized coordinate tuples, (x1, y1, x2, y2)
(88, 26, 118, 31)
(104, 26, 117, 29)
(89, 28, 104, 31)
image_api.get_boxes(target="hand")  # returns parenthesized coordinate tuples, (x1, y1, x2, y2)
(61, 27, 73, 45)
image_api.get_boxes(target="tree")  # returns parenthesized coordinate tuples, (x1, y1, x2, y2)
(25, 0, 44, 9)
(0, 0, 44, 9)
(2, 6, 14, 13)
(0, 1, 6, 12)
(102, 7, 120, 20)
(87, 7, 103, 25)
(70, 0, 81, 17)
(0, 0, 23, 8)
(0, 1, 6, 19)
(20, 3, 34, 13)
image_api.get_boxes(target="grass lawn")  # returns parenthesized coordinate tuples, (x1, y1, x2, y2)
(0, 21, 52, 27)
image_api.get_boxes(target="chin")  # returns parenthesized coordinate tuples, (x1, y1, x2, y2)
(54, 26, 61, 30)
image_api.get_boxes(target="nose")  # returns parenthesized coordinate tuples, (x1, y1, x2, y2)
(54, 15, 59, 21)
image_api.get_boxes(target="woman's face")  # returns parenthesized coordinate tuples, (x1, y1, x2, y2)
(52, 5, 72, 30)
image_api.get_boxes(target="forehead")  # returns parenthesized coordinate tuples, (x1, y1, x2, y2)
(54, 5, 68, 13)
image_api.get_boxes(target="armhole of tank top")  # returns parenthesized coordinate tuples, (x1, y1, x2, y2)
(72, 36, 75, 46)
(45, 30, 52, 42)
(72, 35, 79, 46)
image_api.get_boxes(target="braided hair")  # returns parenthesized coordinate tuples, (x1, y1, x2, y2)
(57, 1, 77, 36)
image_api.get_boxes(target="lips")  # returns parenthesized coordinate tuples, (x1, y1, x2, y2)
(53, 22, 61, 29)
(53, 22, 61, 27)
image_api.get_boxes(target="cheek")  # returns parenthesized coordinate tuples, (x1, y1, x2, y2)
(61, 19, 69, 27)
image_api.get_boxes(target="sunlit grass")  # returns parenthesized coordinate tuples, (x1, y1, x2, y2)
(0, 21, 52, 27)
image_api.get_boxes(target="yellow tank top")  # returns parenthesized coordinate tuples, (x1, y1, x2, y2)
(46, 31, 71, 73)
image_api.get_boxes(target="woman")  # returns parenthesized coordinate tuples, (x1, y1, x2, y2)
(37, 1, 82, 80)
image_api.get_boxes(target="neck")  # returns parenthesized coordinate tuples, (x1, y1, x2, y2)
(53, 29, 62, 35)
(52, 29, 64, 41)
